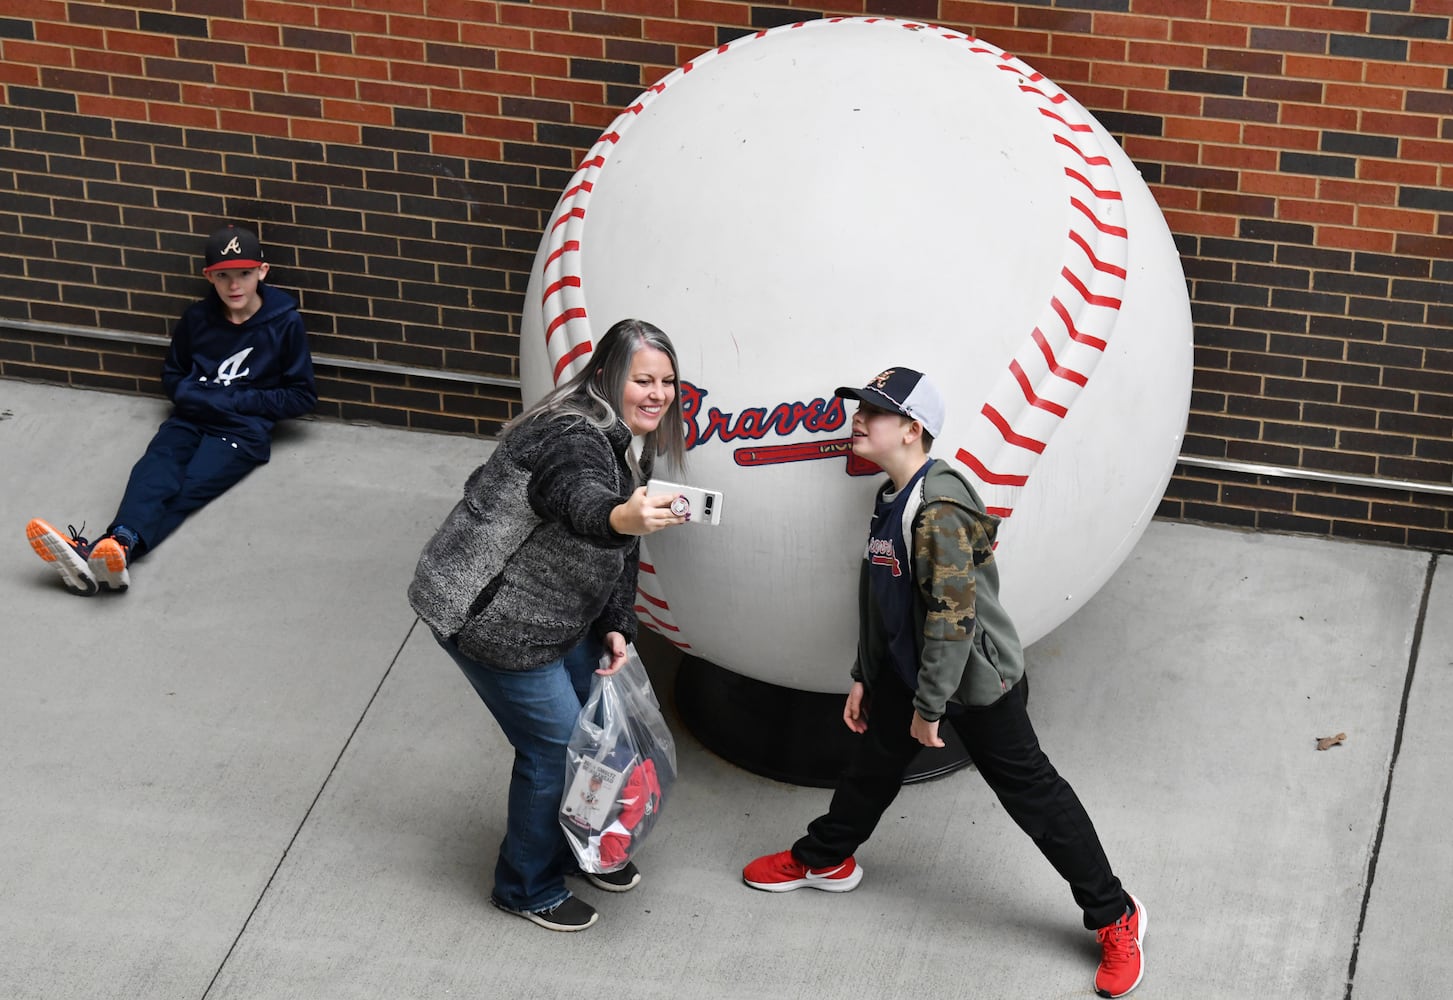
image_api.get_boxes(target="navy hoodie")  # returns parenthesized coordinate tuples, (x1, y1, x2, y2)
(161, 283, 317, 461)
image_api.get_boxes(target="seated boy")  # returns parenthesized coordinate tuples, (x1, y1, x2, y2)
(26, 225, 317, 595)
(742, 366, 1147, 998)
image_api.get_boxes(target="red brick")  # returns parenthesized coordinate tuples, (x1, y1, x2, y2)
(941, 2, 1018, 28)
(1165, 115, 1242, 144)
(291, 118, 362, 143)
(34, 22, 106, 48)
(75, 94, 148, 121)
(1240, 170, 1317, 198)
(1203, 143, 1278, 171)
(182, 84, 252, 110)
(227, 66, 288, 92)
(1360, 206, 1436, 234)
(1413, 0, 1453, 14)
(321, 98, 394, 125)
(461, 68, 534, 97)
(1171, 19, 1245, 47)
(1408, 39, 1453, 67)
(1324, 83, 1408, 113)
(1319, 179, 1398, 207)
(533, 76, 605, 103)
(534, 30, 606, 58)
(317, 55, 389, 82)
(1147, 185, 1199, 210)
(211, 20, 281, 45)
(1284, 55, 1365, 84)
(641, 20, 716, 48)
(499, 4, 571, 29)
(359, 79, 430, 107)
(428, 0, 498, 22)
(1030, 56, 1091, 84)
(1161, 209, 1237, 237)
(1091, 61, 1167, 90)
(1051, 33, 1128, 62)
(1364, 62, 1444, 91)
(1135, 0, 1209, 15)
(431, 89, 501, 115)
(1242, 124, 1320, 150)
(572, 103, 620, 130)
(1362, 110, 1442, 139)
(72, 48, 144, 75)
(1091, 13, 1170, 41)
(1287, 6, 1366, 31)
(462, 24, 533, 49)
(41, 67, 109, 93)
(1280, 103, 1358, 131)
(1361, 159, 1439, 186)
(392, 61, 460, 87)
(0, 62, 38, 85)
(356, 34, 426, 60)
(498, 50, 569, 77)
(981, 28, 1052, 57)
(607, 0, 676, 15)
(248, 46, 319, 72)
(432, 133, 504, 161)
(390, 14, 461, 42)
(1279, 198, 1354, 225)
(148, 102, 218, 127)
(3, 39, 75, 67)
(465, 115, 536, 142)
(1208, 0, 1292, 27)
(356, 0, 424, 11)
(288, 71, 361, 98)
(246, 1, 317, 27)
(677, 0, 747, 25)
(316, 8, 390, 34)
(1402, 138, 1453, 166)
(219, 109, 290, 137)
(1125, 39, 1206, 68)
(1318, 226, 1395, 253)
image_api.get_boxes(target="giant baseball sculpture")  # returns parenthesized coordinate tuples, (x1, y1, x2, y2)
(521, 18, 1193, 781)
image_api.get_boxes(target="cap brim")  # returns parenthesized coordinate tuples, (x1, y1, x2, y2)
(203, 258, 265, 274)
(835, 385, 907, 415)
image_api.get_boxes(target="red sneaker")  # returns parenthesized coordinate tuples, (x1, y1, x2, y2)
(1095, 893, 1146, 998)
(742, 850, 863, 892)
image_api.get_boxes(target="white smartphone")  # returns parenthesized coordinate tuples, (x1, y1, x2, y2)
(646, 478, 725, 526)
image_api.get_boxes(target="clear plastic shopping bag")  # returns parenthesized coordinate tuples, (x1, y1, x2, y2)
(559, 643, 677, 873)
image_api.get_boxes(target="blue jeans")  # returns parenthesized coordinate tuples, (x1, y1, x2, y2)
(434, 630, 600, 912)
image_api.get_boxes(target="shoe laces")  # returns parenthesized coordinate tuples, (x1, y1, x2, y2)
(1097, 911, 1139, 969)
(67, 523, 92, 549)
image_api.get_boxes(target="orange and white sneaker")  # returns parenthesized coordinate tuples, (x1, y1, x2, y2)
(26, 518, 98, 596)
(89, 534, 131, 592)
(1095, 893, 1146, 998)
(742, 850, 863, 892)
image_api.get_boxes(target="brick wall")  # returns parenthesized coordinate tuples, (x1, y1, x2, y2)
(1, 1, 1451, 550)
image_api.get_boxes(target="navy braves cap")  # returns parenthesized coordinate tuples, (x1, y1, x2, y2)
(835, 366, 946, 438)
(203, 225, 265, 274)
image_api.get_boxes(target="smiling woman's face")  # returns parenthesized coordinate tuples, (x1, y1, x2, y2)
(620, 345, 676, 436)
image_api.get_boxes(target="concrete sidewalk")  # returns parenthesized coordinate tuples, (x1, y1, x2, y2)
(1, 377, 1445, 1000)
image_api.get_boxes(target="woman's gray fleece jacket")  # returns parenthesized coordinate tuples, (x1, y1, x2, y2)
(408, 413, 650, 670)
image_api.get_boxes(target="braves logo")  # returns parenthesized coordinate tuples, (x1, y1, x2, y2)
(220, 236, 243, 256)
(868, 369, 895, 390)
(679, 381, 880, 476)
(866, 537, 902, 576)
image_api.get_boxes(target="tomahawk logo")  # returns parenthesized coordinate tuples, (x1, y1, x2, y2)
(868, 369, 895, 391)
(213, 347, 253, 386)
(220, 236, 243, 257)
(866, 537, 902, 577)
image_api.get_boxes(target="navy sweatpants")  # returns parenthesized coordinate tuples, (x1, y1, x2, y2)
(108, 417, 262, 558)
(792, 671, 1129, 930)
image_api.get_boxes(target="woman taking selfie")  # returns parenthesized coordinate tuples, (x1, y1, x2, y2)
(409, 318, 688, 931)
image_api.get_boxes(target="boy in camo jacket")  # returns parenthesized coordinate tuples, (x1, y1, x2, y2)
(742, 366, 1147, 999)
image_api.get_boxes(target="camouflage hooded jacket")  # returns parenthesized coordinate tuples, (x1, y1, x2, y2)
(850, 459, 1026, 719)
